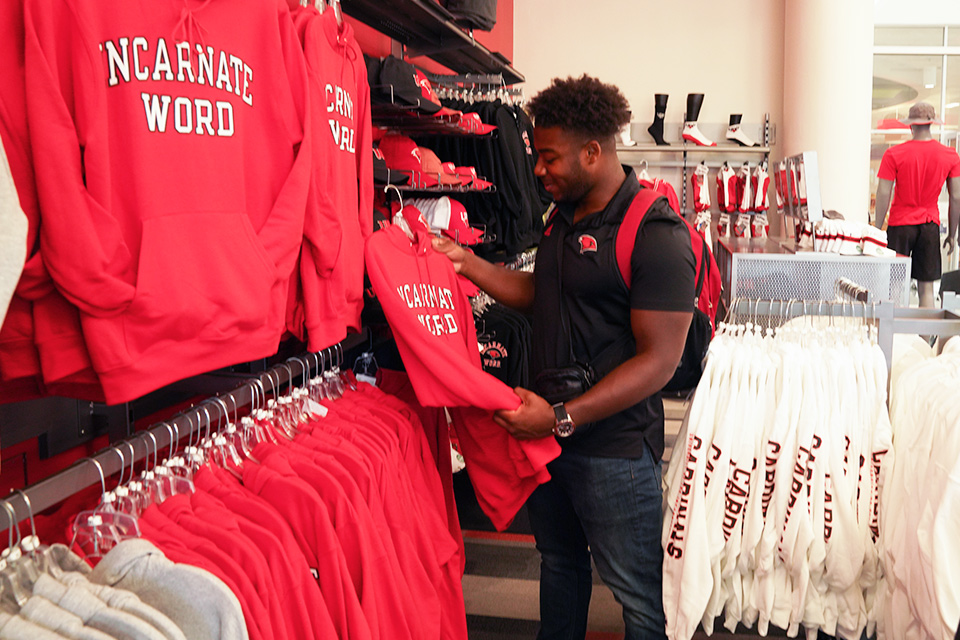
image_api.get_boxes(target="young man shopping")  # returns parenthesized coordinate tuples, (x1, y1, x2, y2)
(432, 74, 695, 639)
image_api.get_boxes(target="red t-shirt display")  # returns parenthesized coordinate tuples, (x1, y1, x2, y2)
(878, 139, 960, 226)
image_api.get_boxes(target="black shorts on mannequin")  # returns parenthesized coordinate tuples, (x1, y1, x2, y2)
(887, 221, 941, 282)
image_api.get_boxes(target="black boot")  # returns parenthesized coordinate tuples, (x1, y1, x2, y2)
(682, 93, 715, 146)
(647, 94, 670, 145)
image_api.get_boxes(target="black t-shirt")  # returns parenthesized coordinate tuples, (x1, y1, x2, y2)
(531, 166, 696, 459)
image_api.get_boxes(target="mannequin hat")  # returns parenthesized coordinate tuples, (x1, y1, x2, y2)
(900, 102, 942, 126)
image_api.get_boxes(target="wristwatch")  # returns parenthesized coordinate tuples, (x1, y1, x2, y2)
(551, 402, 576, 438)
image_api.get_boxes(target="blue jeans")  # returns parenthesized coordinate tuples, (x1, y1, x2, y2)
(526, 445, 666, 640)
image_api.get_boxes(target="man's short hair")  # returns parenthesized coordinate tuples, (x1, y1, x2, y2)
(526, 75, 630, 141)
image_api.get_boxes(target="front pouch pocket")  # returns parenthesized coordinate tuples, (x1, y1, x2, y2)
(122, 212, 279, 362)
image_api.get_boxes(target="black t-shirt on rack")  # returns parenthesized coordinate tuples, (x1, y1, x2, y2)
(531, 166, 695, 460)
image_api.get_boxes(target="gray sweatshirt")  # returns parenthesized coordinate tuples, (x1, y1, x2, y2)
(0, 138, 28, 327)
(89, 539, 247, 640)
(44, 545, 185, 640)
(0, 610, 72, 640)
(19, 596, 116, 640)
(32, 574, 168, 640)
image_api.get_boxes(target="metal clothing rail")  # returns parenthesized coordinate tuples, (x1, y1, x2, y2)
(728, 299, 960, 372)
(835, 276, 871, 303)
(0, 335, 364, 535)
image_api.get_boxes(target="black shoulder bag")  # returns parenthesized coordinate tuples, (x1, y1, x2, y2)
(532, 222, 597, 405)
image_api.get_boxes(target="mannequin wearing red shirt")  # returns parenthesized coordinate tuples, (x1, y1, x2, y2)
(875, 101, 960, 308)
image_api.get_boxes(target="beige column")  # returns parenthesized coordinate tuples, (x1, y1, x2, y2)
(782, 0, 874, 223)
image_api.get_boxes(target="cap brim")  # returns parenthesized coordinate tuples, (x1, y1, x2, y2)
(442, 226, 484, 245)
(471, 177, 495, 191)
(373, 168, 409, 185)
(434, 107, 461, 118)
(438, 173, 461, 186)
(900, 117, 943, 125)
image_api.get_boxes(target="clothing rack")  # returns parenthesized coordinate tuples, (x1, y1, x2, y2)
(470, 248, 536, 315)
(728, 298, 960, 373)
(0, 334, 367, 535)
(426, 72, 505, 87)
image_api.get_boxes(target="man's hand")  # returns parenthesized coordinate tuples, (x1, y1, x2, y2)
(431, 236, 469, 274)
(493, 387, 556, 440)
(944, 235, 957, 255)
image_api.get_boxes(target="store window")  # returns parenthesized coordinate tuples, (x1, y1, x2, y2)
(871, 26, 960, 273)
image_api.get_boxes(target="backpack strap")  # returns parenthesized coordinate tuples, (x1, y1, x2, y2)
(615, 188, 667, 288)
(617, 188, 707, 303)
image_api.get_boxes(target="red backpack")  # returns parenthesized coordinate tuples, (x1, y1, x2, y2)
(615, 188, 721, 391)
(615, 188, 721, 332)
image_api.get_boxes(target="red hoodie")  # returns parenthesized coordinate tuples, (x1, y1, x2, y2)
(0, 0, 105, 401)
(365, 225, 559, 530)
(23, 0, 311, 404)
(291, 6, 372, 350)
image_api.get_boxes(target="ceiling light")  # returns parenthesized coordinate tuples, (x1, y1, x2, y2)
(923, 66, 937, 89)
(946, 102, 960, 109)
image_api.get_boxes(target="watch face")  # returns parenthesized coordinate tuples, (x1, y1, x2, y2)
(553, 420, 575, 438)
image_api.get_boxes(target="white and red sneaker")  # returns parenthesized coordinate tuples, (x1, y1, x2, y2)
(726, 122, 758, 147)
(682, 122, 716, 146)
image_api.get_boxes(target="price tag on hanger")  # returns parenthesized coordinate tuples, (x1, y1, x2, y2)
(306, 398, 329, 418)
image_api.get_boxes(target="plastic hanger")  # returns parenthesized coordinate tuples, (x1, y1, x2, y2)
(69, 458, 141, 561)
(636, 159, 651, 183)
(328, 0, 342, 26)
(0, 501, 31, 608)
(205, 397, 245, 477)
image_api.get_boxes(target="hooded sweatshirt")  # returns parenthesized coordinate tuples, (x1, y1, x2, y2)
(23, 0, 311, 404)
(365, 225, 559, 530)
(88, 538, 247, 640)
(291, 5, 372, 350)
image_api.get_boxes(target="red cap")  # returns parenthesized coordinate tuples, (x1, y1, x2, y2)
(419, 147, 461, 186)
(442, 162, 472, 187)
(378, 134, 439, 188)
(460, 113, 497, 135)
(399, 204, 432, 236)
(443, 199, 484, 245)
(455, 166, 494, 191)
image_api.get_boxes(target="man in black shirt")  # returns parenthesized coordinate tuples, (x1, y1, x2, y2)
(433, 75, 694, 639)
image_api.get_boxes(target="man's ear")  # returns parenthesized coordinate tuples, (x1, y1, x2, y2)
(582, 139, 602, 165)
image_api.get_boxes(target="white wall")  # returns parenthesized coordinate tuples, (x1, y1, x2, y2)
(513, 1, 785, 145)
(874, 0, 960, 25)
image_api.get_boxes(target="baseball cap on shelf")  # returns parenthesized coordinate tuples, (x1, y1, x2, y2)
(413, 70, 462, 117)
(445, 198, 485, 244)
(459, 112, 497, 135)
(454, 166, 495, 190)
(373, 146, 408, 185)
(378, 134, 440, 188)
(408, 196, 484, 245)
(900, 101, 942, 126)
(399, 205, 433, 237)
(441, 162, 472, 187)
(376, 56, 442, 114)
(418, 147, 461, 186)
